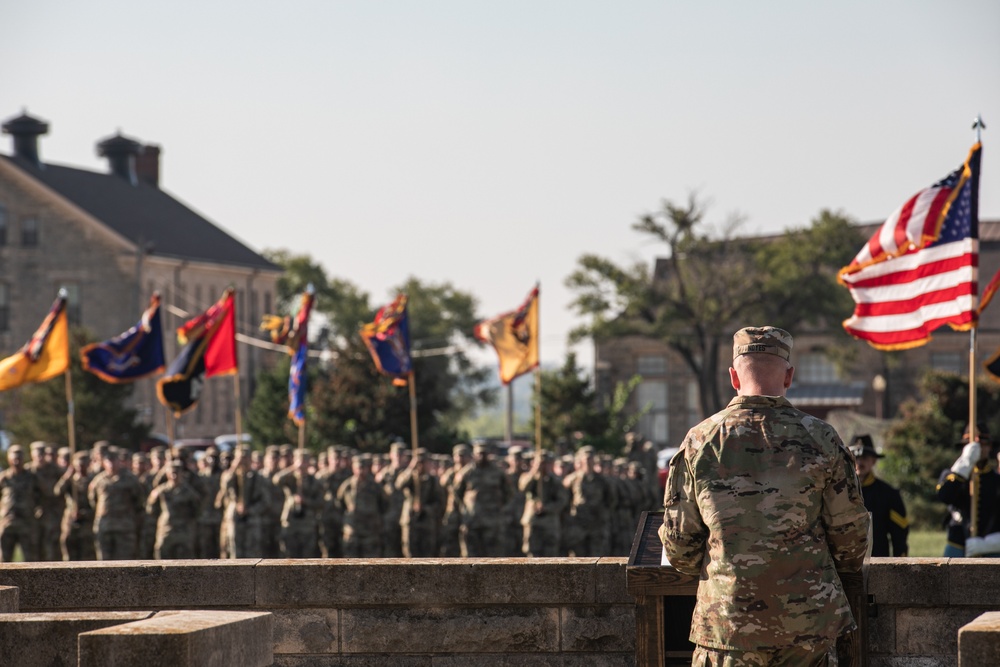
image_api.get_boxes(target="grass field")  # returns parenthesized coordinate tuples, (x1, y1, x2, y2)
(907, 529, 947, 557)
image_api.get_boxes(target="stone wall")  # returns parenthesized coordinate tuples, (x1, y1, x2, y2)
(1, 557, 998, 666)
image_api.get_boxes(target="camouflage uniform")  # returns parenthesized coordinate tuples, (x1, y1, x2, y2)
(562, 448, 616, 557)
(30, 444, 66, 561)
(216, 459, 269, 558)
(377, 443, 409, 558)
(257, 449, 285, 558)
(54, 454, 96, 561)
(659, 326, 870, 660)
(454, 446, 511, 558)
(274, 462, 323, 558)
(88, 461, 146, 560)
(337, 456, 387, 557)
(196, 455, 223, 559)
(395, 452, 443, 558)
(318, 448, 352, 558)
(147, 465, 201, 559)
(519, 454, 568, 557)
(437, 445, 469, 557)
(0, 446, 42, 562)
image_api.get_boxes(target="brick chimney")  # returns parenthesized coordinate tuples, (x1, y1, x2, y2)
(96, 132, 143, 185)
(2, 110, 49, 168)
(135, 144, 161, 187)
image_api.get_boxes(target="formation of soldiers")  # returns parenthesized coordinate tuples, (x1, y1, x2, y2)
(0, 435, 662, 561)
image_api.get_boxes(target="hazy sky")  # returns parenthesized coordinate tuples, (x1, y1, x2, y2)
(4, 1, 999, 373)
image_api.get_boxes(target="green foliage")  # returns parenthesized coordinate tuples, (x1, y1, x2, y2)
(0, 327, 150, 450)
(567, 196, 863, 418)
(533, 352, 642, 455)
(879, 370, 1000, 529)
(247, 255, 494, 454)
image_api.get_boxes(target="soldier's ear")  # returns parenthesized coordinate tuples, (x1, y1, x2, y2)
(729, 367, 740, 391)
(784, 365, 794, 389)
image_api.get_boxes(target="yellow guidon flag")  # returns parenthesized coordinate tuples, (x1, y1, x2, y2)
(475, 284, 539, 385)
(0, 291, 70, 391)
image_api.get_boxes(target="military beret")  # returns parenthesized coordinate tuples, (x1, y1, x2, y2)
(733, 326, 793, 361)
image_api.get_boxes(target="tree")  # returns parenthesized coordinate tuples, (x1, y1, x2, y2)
(0, 327, 150, 449)
(247, 253, 495, 453)
(532, 352, 643, 455)
(567, 195, 863, 417)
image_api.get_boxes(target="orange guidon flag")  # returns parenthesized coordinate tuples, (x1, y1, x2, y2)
(474, 284, 539, 385)
(0, 292, 70, 391)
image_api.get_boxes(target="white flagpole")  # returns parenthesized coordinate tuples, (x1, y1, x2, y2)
(970, 114, 986, 536)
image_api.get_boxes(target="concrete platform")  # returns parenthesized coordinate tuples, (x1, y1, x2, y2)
(0, 611, 153, 667)
(958, 611, 1000, 667)
(78, 609, 274, 667)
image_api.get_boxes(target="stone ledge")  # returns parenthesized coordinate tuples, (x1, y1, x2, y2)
(255, 558, 615, 607)
(958, 611, 1000, 667)
(949, 559, 1000, 606)
(0, 585, 17, 612)
(0, 611, 153, 667)
(868, 558, 949, 606)
(78, 609, 273, 667)
(0, 559, 260, 611)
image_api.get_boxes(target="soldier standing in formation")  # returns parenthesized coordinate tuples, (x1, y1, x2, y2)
(89, 450, 146, 560)
(274, 450, 323, 558)
(31, 442, 65, 561)
(216, 447, 268, 558)
(454, 443, 510, 558)
(563, 446, 616, 557)
(54, 451, 95, 561)
(519, 451, 567, 557)
(338, 454, 387, 557)
(660, 326, 870, 665)
(147, 460, 201, 559)
(438, 444, 470, 557)
(396, 448, 443, 558)
(0, 445, 41, 562)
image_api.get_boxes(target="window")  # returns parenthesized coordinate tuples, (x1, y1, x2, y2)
(21, 217, 38, 247)
(637, 380, 669, 445)
(194, 285, 203, 310)
(686, 381, 701, 429)
(0, 283, 9, 332)
(931, 352, 963, 375)
(795, 352, 838, 384)
(62, 283, 82, 325)
(263, 291, 272, 318)
(637, 355, 667, 376)
(0, 205, 7, 245)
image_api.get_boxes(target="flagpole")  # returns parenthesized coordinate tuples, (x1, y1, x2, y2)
(298, 420, 306, 452)
(233, 373, 243, 448)
(408, 371, 419, 451)
(534, 283, 542, 452)
(505, 383, 513, 444)
(166, 407, 176, 447)
(64, 369, 76, 454)
(969, 114, 987, 537)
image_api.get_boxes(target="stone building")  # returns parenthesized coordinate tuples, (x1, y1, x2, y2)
(596, 221, 1000, 448)
(0, 110, 282, 440)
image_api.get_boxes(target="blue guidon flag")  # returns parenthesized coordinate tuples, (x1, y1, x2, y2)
(360, 294, 412, 387)
(81, 294, 165, 383)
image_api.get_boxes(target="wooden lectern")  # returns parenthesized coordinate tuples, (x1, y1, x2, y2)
(627, 512, 867, 667)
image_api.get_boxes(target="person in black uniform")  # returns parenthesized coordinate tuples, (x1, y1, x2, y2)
(849, 435, 908, 557)
(936, 423, 1000, 557)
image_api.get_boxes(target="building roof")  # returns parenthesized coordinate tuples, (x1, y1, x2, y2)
(1, 154, 279, 272)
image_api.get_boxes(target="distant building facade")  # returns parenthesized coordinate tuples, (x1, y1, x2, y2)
(0, 111, 282, 441)
(595, 222, 1000, 448)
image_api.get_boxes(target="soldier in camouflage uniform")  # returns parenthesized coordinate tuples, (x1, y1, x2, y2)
(195, 447, 223, 559)
(562, 446, 616, 557)
(438, 444, 470, 557)
(519, 451, 567, 557)
(0, 445, 42, 561)
(396, 448, 443, 558)
(147, 461, 201, 559)
(258, 445, 284, 558)
(274, 450, 323, 558)
(454, 443, 511, 558)
(659, 326, 870, 666)
(216, 447, 269, 558)
(338, 454, 387, 557)
(503, 446, 528, 557)
(30, 442, 66, 561)
(319, 446, 352, 558)
(55, 451, 96, 561)
(377, 442, 409, 558)
(88, 449, 146, 560)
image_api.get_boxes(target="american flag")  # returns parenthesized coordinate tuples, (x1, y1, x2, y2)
(839, 143, 982, 350)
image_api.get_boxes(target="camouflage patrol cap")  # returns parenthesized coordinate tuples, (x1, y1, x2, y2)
(7, 444, 23, 456)
(452, 443, 470, 455)
(278, 444, 294, 456)
(390, 441, 407, 454)
(72, 450, 89, 463)
(732, 326, 793, 361)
